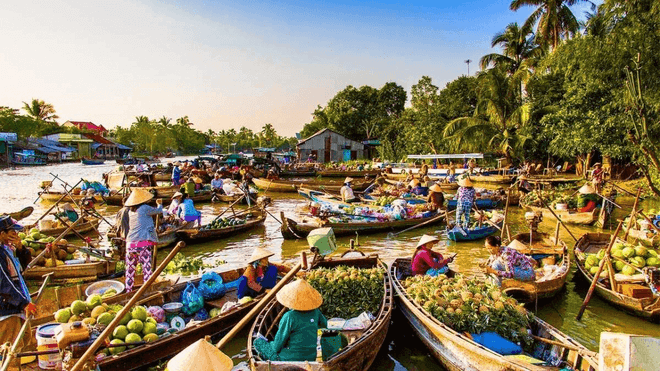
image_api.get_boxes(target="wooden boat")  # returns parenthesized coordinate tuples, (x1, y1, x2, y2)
(177, 208, 266, 244)
(253, 177, 372, 193)
(108, 224, 185, 250)
(116, 156, 159, 165)
(383, 177, 458, 190)
(38, 191, 105, 203)
(37, 216, 101, 237)
(94, 264, 292, 371)
(103, 185, 182, 206)
(574, 233, 660, 321)
(389, 258, 599, 371)
(521, 203, 600, 226)
(495, 232, 570, 303)
(446, 199, 499, 211)
(7, 206, 34, 221)
(447, 221, 501, 242)
(23, 259, 117, 281)
(625, 227, 659, 247)
(281, 211, 444, 239)
(470, 174, 515, 184)
(248, 253, 392, 371)
(81, 159, 106, 165)
(317, 169, 381, 178)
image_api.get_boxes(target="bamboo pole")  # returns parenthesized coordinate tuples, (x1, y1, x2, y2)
(501, 189, 511, 239)
(623, 188, 643, 240)
(26, 217, 85, 269)
(576, 221, 624, 320)
(69, 241, 186, 371)
(30, 179, 84, 223)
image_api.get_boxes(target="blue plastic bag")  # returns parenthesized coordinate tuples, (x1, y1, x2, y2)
(193, 308, 209, 321)
(180, 282, 204, 315)
(470, 332, 522, 355)
(197, 271, 226, 300)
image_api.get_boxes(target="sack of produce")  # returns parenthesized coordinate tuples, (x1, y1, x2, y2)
(197, 271, 226, 300)
(180, 282, 204, 315)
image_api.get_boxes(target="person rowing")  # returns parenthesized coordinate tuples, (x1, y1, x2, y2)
(426, 183, 445, 211)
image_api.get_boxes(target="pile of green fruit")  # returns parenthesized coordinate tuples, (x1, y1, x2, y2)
(520, 190, 559, 207)
(551, 195, 578, 209)
(105, 305, 160, 355)
(53, 294, 120, 327)
(200, 217, 247, 230)
(306, 266, 384, 319)
(375, 196, 396, 206)
(581, 242, 660, 277)
(164, 253, 208, 276)
(402, 275, 533, 348)
(20, 228, 76, 267)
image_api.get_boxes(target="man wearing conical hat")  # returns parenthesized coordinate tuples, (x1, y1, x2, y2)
(253, 279, 328, 362)
(456, 176, 475, 232)
(340, 177, 357, 203)
(167, 337, 233, 371)
(577, 183, 599, 213)
(411, 234, 453, 276)
(237, 247, 278, 300)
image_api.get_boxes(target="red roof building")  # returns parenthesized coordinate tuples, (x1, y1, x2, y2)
(62, 121, 108, 135)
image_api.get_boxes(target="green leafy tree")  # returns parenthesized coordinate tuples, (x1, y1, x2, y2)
(510, 0, 586, 50)
(22, 99, 59, 123)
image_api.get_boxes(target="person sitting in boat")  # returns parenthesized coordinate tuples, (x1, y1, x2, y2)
(384, 165, 393, 174)
(211, 173, 224, 193)
(577, 183, 600, 212)
(410, 179, 428, 196)
(340, 177, 357, 203)
(484, 236, 536, 283)
(0, 216, 38, 363)
(404, 169, 414, 182)
(180, 177, 197, 197)
(253, 279, 327, 362)
(164, 192, 183, 218)
(176, 193, 201, 227)
(426, 184, 445, 211)
(56, 203, 79, 223)
(266, 167, 279, 180)
(420, 163, 429, 177)
(125, 189, 163, 292)
(411, 234, 453, 276)
(137, 174, 151, 187)
(237, 248, 278, 299)
(445, 162, 456, 183)
(456, 177, 476, 231)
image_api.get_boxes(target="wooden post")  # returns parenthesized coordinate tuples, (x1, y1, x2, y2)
(501, 189, 511, 239)
(576, 221, 624, 320)
(623, 188, 642, 240)
(553, 220, 561, 246)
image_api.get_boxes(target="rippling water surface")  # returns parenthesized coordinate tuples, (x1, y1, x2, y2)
(2, 158, 659, 369)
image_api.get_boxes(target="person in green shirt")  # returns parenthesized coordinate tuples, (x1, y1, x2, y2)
(180, 177, 196, 197)
(253, 279, 327, 362)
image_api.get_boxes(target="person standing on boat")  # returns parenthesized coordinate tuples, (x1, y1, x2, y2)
(176, 193, 202, 227)
(455, 177, 476, 231)
(446, 162, 456, 183)
(420, 163, 429, 177)
(125, 189, 163, 292)
(237, 248, 278, 299)
(591, 163, 606, 193)
(253, 279, 328, 362)
(426, 184, 445, 211)
(172, 162, 181, 185)
(411, 235, 453, 276)
(340, 177, 357, 203)
(483, 236, 536, 283)
(0, 216, 37, 364)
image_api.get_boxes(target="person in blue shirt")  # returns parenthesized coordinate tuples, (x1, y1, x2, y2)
(177, 193, 201, 227)
(171, 162, 182, 186)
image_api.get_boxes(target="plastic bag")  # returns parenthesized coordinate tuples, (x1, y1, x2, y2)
(197, 271, 226, 300)
(180, 282, 204, 315)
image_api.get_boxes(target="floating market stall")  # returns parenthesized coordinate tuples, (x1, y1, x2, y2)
(252, 177, 372, 193)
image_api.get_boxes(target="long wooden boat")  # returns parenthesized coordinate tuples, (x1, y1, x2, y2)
(38, 191, 105, 203)
(104, 185, 190, 206)
(81, 159, 106, 165)
(496, 232, 570, 303)
(23, 259, 117, 281)
(317, 169, 381, 178)
(253, 177, 372, 193)
(37, 217, 101, 237)
(108, 224, 186, 250)
(95, 264, 291, 371)
(574, 233, 660, 321)
(470, 174, 515, 184)
(248, 254, 392, 371)
(7, 206, 34, 221)
(389, 258, 599, 371)
(281, 211, 444, 239)
(447, 221, 501, 242)
(521, 203, 600, 226)
(176, 208, 266, 243)
(625, 227, 659, 247)
(280, 169, 317, 177)
(383, 177, 459, 190)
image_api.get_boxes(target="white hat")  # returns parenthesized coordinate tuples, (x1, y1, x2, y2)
(579, 183, 596, 194)
(171, 192, 183, 199)
(458, 177, 473, 187)
(167, 338, 232, 371)
(276, 279, 323, 311)
(344, 177, 354, 184)
(124, 189, 154, 207)
(416, 234, 440, 248)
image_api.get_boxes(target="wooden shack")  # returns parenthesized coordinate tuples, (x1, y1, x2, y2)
(296, 128, 365, 163)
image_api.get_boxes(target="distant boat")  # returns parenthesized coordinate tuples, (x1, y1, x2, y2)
(81, 159, 105, 165)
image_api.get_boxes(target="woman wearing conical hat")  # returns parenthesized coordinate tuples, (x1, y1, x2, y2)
(340, 177, 357, 203)
(253, 279, 328, 362)
(124, 189, 163, 292)
(411, 234, 453, 276)
(409, 179, 427, 196)
(426, 183, 445, 211)
(237, 247, 278, 299)
(483, 235, 536, 284)
(456, 176, 475, 231)
(577, 183, 599, 213)
(167, 337, 233, 371)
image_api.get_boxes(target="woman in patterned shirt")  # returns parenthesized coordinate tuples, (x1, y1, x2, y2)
(484, 236, 536, 283)
(455, 177, 475, 230)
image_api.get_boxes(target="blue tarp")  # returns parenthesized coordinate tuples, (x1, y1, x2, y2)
(30, 138, 76, 153)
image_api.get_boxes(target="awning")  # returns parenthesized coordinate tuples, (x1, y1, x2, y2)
(115, 143, 132, 150)
(407, 153, 484, 160)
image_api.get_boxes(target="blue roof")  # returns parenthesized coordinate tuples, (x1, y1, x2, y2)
(30, 138, 76, 152)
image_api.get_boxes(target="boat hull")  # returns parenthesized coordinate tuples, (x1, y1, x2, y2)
(23, 260, 117, 280)
(446, 222, 500, 242)
(253, 177, 371, 193)
(522, 204, 599, 226)
(38, 218, 101, 237)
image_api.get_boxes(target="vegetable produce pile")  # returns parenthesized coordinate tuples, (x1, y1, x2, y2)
(580, 241, 660, 277)
(200, 216, 247, 230)
(306, 265, 384, 319)
(20, 228, 76, 266)
(165, 253, 208, 276)
(520, 190, 559, 208)
(375, 196, 397, 206)
(551, 195, 578, 209)
(402, 274, 533, 348)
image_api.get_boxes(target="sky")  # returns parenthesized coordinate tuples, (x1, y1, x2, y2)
(1, 0, 596, 137)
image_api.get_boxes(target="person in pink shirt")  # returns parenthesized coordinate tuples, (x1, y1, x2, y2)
(411, 235, 454, 276)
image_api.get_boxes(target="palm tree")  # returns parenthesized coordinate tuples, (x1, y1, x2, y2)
(582, 7, 613, 37)
(510, 0, 588, 50)
(479, 23, 542, 75)
(443, 67, 531, 161)
(22, 99, 59, 122)
(260, 123, 277, 145)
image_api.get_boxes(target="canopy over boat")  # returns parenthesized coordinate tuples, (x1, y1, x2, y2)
(407, 153, 484, 160)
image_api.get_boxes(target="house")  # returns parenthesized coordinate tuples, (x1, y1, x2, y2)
(82, 133, 120, 159)
(0, 132, 17, 166)
(296, 128, 365, 163)
(62, 121, 108, 136)
(28, 138, 76, 162)
(44, 133, 94, 159)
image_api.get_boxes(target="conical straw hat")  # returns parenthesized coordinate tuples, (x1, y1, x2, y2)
(416, 234, 439, 248)
(193, 177, 204, 184)
(458, 177, 473, 187)
(276, 279, 323, 311)
(167, 338, 233, 371)
(124, 189, 154, 207)
(429, 184, 443, 193)
(171, 192, 183, 199)
(409, 179, 420, 187)
(579, 183, 595, 194)
(249, 247, 274, 263)
(344, 177, 354, 184)
(507, 239, 528, 252)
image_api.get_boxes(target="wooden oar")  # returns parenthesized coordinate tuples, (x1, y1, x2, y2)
(471, 206, 502, 232)
(530, 335, 598, 358)
(534, 190, 579, 243)
(30, 179, 84, 224)
(214, 194, 246, 220)
(576, 221, 624, 320)
(70, 241, 186, 371)
(623, 188, 642, 240)
(0, 273, 53, 371)
(387, 211, 447, 238)
(216, 256, 305, 350)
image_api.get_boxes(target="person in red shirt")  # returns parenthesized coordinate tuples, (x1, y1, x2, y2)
(411, 234, 454, 276)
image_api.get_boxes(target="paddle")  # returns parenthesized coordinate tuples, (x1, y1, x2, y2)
(387, 210, 447, 238)
(623, 188, 642, 240)
(0, 273, 53, 371)
(576, 221, 624, 321)
(70, 241, 186, 371)
(30, 179, 84, 224)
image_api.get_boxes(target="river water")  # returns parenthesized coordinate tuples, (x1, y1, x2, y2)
(1, 158, 659, 370)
